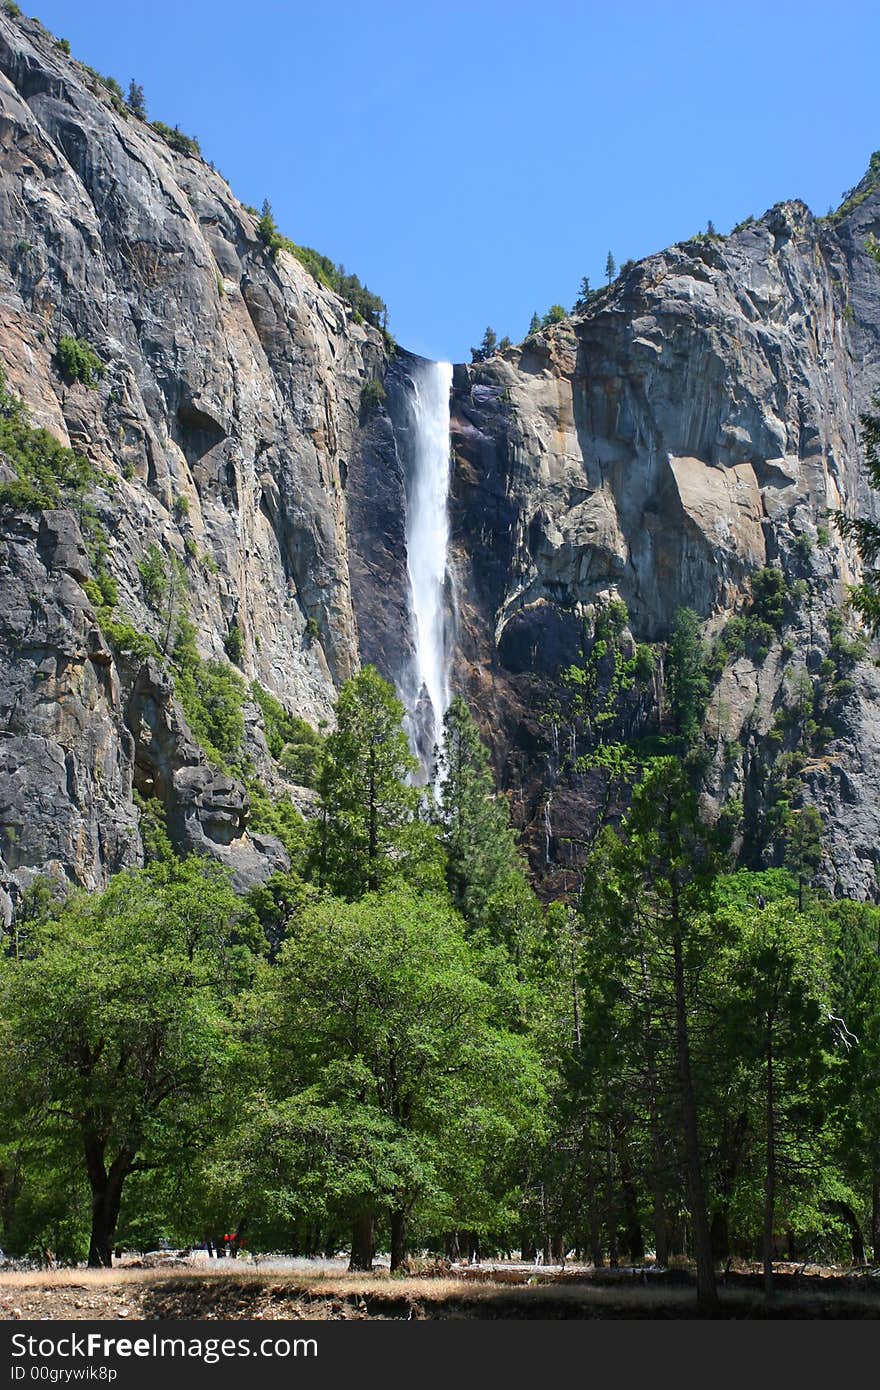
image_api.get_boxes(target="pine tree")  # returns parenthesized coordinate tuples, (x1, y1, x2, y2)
(784, 804, 823, 910)
(666, 607, 710, 744)
(720, 901, 832, 1300)
(437, 696, 531, 940)
(580, 759, 724, 1308)
(126, 80, 146, 120)
(573, 275, 592, 311)
(528, 311, 541, 335)
(470, 327, 497, 363)
(316, 667, 418, 898)
(605, 250, 617, 283)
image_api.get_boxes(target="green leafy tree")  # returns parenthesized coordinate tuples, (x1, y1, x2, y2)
(0, 859, 250, 1265)
(315, 666, 420, 897)
(240, 889, 545, 1269)
(542, 304, 566, 326)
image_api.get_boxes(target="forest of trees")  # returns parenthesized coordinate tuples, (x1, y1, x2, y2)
(1, 665, 880, 1312)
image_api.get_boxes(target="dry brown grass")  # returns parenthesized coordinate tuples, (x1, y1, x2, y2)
(3, 1265, 880, 1320)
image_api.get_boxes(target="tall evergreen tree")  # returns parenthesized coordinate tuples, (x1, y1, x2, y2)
(666, 607, 710, 744)
(719, 901, 832, 1300)
(437, 697, 531, 940)
(126, 80, 146, 119)
(470, 327, 497, 363)
(605, 250, 617, 283)
(316, 666, 418, 898)
(579, 759, 723, 1308)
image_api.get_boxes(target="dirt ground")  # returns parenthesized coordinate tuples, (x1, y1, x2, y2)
(3, 1264, 880, 1320)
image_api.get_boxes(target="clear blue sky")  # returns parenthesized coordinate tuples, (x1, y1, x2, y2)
(28, 0, 880, 362)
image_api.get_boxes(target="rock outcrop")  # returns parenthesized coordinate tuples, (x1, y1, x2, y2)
(449, 177, 880, 898)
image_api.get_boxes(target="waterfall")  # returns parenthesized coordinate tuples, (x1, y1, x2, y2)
(403, 358, 453, 773)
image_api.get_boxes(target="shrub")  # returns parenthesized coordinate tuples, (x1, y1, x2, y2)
(750, 566, 787, 631)
(137, 543, 167, 610)
(2, 2, 21, 15)
(80, 66, 127, 115)
(0, 367, 97, 511)
(99, 618, 157, 663)
(56, 335, 104, 388)
(81, 573, 157, 664)
(832, 151, 880, 222)
(360, 378, 386, 415)
(224, 621, 244, 666)
(255, 199, 387, 330)
(54, 37, 70, 54)
(251, 682, 323, 788)
(151, 122, 201, 158)
(172, 493, 190, 521)
(173, 619, 246, 769)
(245, 783, 309, 860)
(542, 304, 566, 326)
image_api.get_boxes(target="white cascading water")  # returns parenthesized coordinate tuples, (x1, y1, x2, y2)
(404, 359, 454, 771)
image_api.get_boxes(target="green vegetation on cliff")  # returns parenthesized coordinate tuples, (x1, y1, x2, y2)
(0, 367, 98, 512)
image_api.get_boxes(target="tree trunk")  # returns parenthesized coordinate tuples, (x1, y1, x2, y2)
(348, 1212, 374, 1271)
(821, 1201, 866, 1264)
(710, 1208, 730, 1265)
(88, 1188, 117, 1268)
(586, 1169, 603, 1267)
(389, 1208, 407, 1271)
(872, 1172, 880, 1265)
(621, 1178, 644, 1263)
(605, 1124, 618, 1268)
(640, 944, 668, 1267)
(671, 931, 718, 1312)
(84, 1136, 130, 1270)
(763, 1013, 776, 1302)
(444, 1231, 461, 1263)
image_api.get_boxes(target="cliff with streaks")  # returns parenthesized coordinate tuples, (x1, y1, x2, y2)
(2, 9, 880, 911)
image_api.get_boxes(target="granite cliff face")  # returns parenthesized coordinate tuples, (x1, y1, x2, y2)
(1, 10, 880, 911)
(0, 12, 401, 911)
(449, 174, 880, 899)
